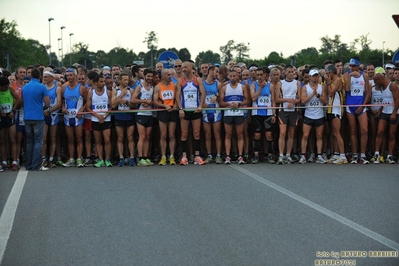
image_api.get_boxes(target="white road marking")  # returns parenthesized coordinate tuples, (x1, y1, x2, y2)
(0, 169, 28, 263)
(230, 164, 399, 251)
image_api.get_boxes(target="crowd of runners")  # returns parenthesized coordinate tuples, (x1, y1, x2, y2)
(0, 56, 398, 171)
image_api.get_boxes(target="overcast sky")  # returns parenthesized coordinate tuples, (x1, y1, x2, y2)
(2, 0, 399, 63)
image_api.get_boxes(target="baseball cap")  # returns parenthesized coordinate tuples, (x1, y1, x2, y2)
(384, 63, 395, 69)
(309, 69, 319, 76)
(375, 67, 386, 75)
(349, 58, 360, 66)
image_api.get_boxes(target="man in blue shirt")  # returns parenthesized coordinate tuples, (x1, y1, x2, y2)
(22, 68, 50, 171)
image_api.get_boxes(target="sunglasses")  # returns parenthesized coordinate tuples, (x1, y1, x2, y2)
(174, 65, 182, 68)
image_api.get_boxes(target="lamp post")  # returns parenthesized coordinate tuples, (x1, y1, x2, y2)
(48, 18, 54, 65)
(60, 26, 65, 67)
(57, 38, 61, 68)
(382, 41, 385, 67)
(69, 33, 74, 66)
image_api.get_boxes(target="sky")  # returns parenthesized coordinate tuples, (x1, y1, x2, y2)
(1, 0, 399, 63)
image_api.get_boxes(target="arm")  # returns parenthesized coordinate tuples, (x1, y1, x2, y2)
(319, 84, 328, 105)
(197, 77, 206, 112)
(241, 83, 250, 106)
(218, 85, 229, 107)
(51, 86, 62, 112)
(301, 85, 313, 104)
(78, 86, 87, 119)
(390, 83, 399, 120)
(250, 82, 262, 101)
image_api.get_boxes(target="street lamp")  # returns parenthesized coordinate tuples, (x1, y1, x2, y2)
(57, 38, 61, 68)
(382, 41, 385, 67)
(48, 18, 54, 65)
(60, 26, 66, 67)
(69, 33, 74, 66)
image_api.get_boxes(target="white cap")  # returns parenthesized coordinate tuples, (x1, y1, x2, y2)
(309, 69, 319, 76)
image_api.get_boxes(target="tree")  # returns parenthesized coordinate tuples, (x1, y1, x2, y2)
(196, 50, 221, 66)
(178, 48, 191, 62)
(235, 42, 250, 61)
(220, 40, 235, 64)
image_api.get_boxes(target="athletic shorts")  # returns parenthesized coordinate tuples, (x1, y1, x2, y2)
(64, 117, 84, 127)
(380, 113, 399, 125)
(224, 115, 244, 125)
(92, 121, 112, 131)
(327, 113, 341, 121)
(0, 114, 15, 129)
(83, 118, 92, 130)
(158, 110, 178, 123)
(183, 111, 201, 121)
(202, 112, 222, 124)
(303, 116, 325, 127)
(136, 115, 153, 127)
(44, 114, 60, 126)
(278, 111, 299, 127)
(15, 110, 25, 132)
(252, 115, 273, 132)
(346, 106, 367, 116)
(115, 119, 135, 127)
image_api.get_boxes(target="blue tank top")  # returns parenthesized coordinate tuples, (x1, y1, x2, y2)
(64, 84, 84, 118)
(45, 84, 60, 114)
(252, 81, 272, 116)
(203, 80, 219, 112)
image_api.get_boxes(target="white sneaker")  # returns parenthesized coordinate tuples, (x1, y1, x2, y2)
(333, 157, 348, 164)
(285, 155, 293, 164)
(307, 154, 315, 162)
(38, 166, 49, 171)
(298, 156, 307, 164)
(386, 156, 395, 164)
(315, 156, 326, 164)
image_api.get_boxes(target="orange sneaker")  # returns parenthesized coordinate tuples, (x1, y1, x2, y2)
(194, 156, 206, 165)
(180, 156, 188, 165)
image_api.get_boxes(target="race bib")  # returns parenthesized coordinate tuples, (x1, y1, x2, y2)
(350, 86, 364, 96)
(258, 96, 270, 107)
(65, 108, 78, 119)
(162, 90, 174, 100)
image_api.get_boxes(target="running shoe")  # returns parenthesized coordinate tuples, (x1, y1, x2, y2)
(104, 159, 112, 167)
(333, 157, 348, 164)
(129, 157, 136, 166)
(244, 154, 250, 163)
(327, 157, 337, 164)
(215, 156, 222, 164)
(0, 165, 3, 172)
(358, 157, 369, 165)
(56, 159, 64, 166)
(251, 156, 259, 164)
(225, 156, 231, 165)
(386, 156, 395, 164)
(315, 156, 326, 164)
(205, 156, 213, 164)
(138, 159, 149, 167)
(41, 160, 48, 167)
(12, 163, 18, 171)
(38, 166, 49, 171)
(298, 156, 307, 164)
(277, 156, 284, 165)
(307, 154, 315, 163)
(62, 159, 75, 167)
(146, 159, 154, 166)
(94, 160, 105, 168)
(169, 157, 176, 165)
(76, 158, 84, 168)
(189, 154, 194, 164)
(48, 160, 56, 168)
(373, 155, 380, 164)
(159, 156, 167, 166)
(379, 156, 385, 163)
(267, 155, 275, 164)
(285, 155, 293, 164)
(350, 155, 358, 164)
(194, 156, 206, 165)
(180, 156, 188, 166)
(118, 158, 124, 167)
(238, 156, 245, 164)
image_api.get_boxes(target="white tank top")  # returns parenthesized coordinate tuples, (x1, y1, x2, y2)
(224, 83, 244, 117)
(304, 84, 324, 119)
(91, 89, 110, 122)
(281, 79, 297, 112)
(381, 82, 396, 114)
(137, 84, 153, 116)
(370, 87, 383, 112)
(117, 88, 132, 111)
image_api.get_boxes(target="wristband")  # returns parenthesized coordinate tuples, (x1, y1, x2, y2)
(179, 108, 183, 110)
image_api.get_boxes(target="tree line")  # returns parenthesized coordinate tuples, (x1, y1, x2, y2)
(0, 18, 396, 72)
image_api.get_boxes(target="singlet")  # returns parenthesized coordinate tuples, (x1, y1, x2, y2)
(327, 80, 344, 116)
(129, 79, 141, 90)
(83, 86, 92, 120)
(224, 83, 244, 117)
(370, 86, 383, 112)
(280, 79, 298, 112)
(252, 81, 272, 116)
(180, 76, 200, 109)
(0, 89, 13, 114)
(304, 84, 324, 119)
(202, 80, 221, 116)
(64, 84, 84, 120)
(381, 82, 396, 114)
(171, 76, 179, 85)
(115, 87, 134, 121)
(91, 89, 110, 122)
(158, 82, 175, 107)
(137, 83, 153, 116)
(45, 84, 60, 115)
(346, 74, 366, 106)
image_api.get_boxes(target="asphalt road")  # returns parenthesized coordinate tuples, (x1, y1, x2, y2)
(0, 163, 398, 266)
